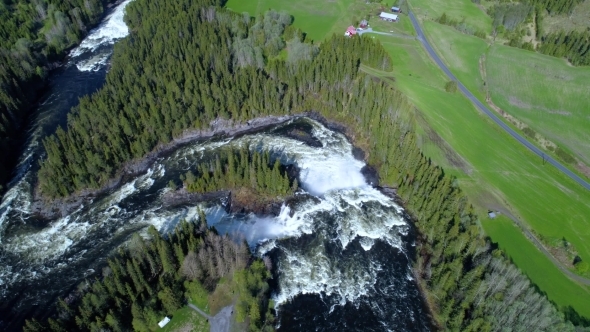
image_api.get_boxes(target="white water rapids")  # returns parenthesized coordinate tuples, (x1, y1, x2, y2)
(70, 0, 133, 71)
(0, 117, 425, 328)
(0, 1, 430, 327)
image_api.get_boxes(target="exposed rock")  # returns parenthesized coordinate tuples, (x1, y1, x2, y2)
(160, 188, 229, 209)
(361, 165, 379, 186)
(31, 113, 382, 220)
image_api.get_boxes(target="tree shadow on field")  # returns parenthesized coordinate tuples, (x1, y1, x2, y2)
(562, 305, 590, 327)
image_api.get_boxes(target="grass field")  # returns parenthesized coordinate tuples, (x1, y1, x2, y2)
(417, 8, 590, 166)
(486, 45, 590, 165)
(161, 306, 209, 332)
(223, 0, 590, 319)
(372, 33, 590, 318)
(409, 0, 492, 33)
(225, 0, 383, 42)
(422, 21, 489, 100)
(482, 216, 590, 317)
(422, 20, 590, 166)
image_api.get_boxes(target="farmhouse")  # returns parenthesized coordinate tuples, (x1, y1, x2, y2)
(379, 12, 398, 22)
(391, 6, 401, 13)
(344, 25, 357, 37)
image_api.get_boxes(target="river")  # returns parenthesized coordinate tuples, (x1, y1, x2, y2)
(0, 2, 431, 330)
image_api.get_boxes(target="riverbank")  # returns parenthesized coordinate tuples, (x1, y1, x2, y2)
(25, 111, 442, 330)
(0, 0, 124, 201)
(30, 112, 358, 219)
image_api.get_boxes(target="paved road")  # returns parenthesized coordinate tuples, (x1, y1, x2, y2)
(406, 11, 590, 286)
(188, 303, 233, 332)
(407, 11, 590, 192)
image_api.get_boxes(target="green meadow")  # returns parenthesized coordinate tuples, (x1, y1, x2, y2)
(223, 0, 590, 319)
(421, 21, 489, 100)
(409, 0, 492, 33)
(483, 216, 590, 318)
(421, 19, 590, 165)
(160, 306, 209, 332)
(371, 33, 590, 317)
(486, 46, 590, 165)
(226, 0, 367, 42)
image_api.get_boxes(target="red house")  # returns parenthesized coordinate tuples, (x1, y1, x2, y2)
(344, 26, 357, 37)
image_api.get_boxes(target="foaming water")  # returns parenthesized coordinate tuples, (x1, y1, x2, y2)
(0, 1, 137, 327)
(0, 117, 430, 330)
(69, 0, 133, 71)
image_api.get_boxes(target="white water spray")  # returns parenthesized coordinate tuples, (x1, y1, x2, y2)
(70, 0, 133, 71)
(0, 118, 418, 330)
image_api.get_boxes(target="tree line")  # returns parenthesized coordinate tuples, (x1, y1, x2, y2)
(23, 217, 274, 331)
(34, 0, 588, 329)
(180, 147, 296, 197)
(524, 0, 583, 15)
(37, 0, 391, 197)
(537, 30, 590, 66)
(0, 0, 110, 194)
(444, 0, 588, 65)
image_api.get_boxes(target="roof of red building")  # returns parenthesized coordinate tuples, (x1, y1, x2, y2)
(346, 26, 357, 35)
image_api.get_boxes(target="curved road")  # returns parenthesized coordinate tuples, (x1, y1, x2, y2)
(407, 11, 590, 192)
(188, 303, 233, 332)
(406, 11, 590, 286)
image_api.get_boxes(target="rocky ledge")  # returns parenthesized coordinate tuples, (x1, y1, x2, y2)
(30, 112, 383, 220)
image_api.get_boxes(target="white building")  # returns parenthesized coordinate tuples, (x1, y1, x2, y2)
(379, 12, 398, 22)
(158, 317, 171, 328)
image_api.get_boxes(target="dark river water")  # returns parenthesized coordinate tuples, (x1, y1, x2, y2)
(0, 2, 432, 330)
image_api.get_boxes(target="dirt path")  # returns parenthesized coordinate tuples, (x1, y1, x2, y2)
(499, 210, 590, 286)
(188, 304, 234, 332)
(357, 27, 415, 39)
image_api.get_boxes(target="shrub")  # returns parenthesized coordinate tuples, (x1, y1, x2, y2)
(555, 146, 576, 164)
(575, 261, 589, 274)
(522, 126, 536, 138)
(445, 80, 458, 93)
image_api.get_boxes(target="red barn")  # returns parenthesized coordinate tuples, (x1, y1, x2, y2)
(344, 26, 357, 37)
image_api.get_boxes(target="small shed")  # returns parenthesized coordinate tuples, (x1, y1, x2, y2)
(391, 6, 401, 13)
(158, 317, 171, 328)
(488, 211, 497, 219)
(344, 25, 357, 37)
(359, 19, 368, 29)
(379, 12, 398, 22)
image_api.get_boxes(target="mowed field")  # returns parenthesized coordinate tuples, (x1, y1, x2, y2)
(223, 0, 590, 318)
(371, 33, 590, 318)
(160, 306, 209, 332)
(421, 12, 590, 166)
(482, 216, 590, 316)
(486, 46, 590, 165)
(421, 21, 489, 100)
(409, 0, 492, 33)
(226, 0, 373, 42)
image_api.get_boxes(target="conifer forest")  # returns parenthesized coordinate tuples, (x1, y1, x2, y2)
(0, 0, 110, 191)
(1, 0, 588, 330)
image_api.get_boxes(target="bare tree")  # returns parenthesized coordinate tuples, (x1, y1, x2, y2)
(181, 251, 202, 280)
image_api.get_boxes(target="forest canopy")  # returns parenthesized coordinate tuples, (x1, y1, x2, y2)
(24, 218, 275, 331)
(32, 0, 587, 330)
(0, 0, 110, 193)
